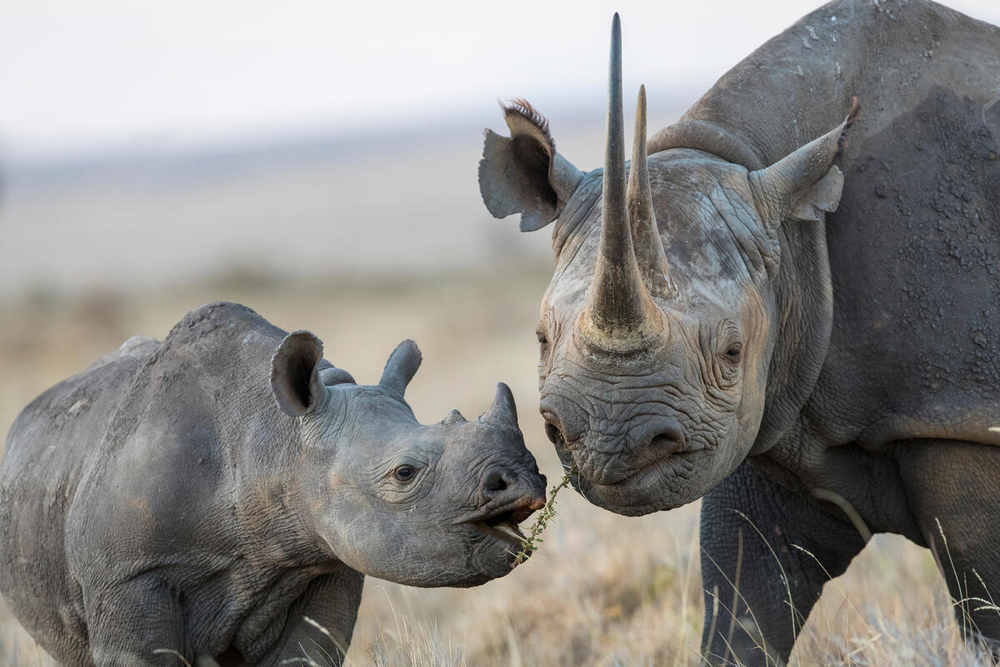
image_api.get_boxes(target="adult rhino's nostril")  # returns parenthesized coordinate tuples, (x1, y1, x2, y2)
(645, 420, 686, 454)
(544, 422, 564, 446)
(483, 469, 512, 496)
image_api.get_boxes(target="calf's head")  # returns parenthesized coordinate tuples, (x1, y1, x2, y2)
(271, 333, 546, 586)
(479, 15, 852, 516)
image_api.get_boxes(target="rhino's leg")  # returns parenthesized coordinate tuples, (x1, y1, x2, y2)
(254, 564, 365, 667)
(897, 439, 1000, 651)
(699, 461, 867, 666)
(85, 578, 189, 667)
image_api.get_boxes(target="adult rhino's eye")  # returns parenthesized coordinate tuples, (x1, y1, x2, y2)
(394, 465, 417, 483)
(724, 342, 743, 365)
(536, 329, 550, 355)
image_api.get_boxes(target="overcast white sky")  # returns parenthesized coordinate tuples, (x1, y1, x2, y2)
(2, 0, 998, 161)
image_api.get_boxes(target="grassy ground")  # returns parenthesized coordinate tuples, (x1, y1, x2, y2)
(0, 264, 989, 666)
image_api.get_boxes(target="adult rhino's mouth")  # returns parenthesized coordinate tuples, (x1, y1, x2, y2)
(556, 433, 704, 487)
(465, 497, 544, 545)
(556, 444, 712, 517)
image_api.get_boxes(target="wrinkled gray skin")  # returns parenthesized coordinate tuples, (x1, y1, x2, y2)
(0, 302, 545, 667)
(479, 1, 1000, 664)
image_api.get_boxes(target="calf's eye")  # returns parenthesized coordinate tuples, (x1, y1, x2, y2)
(394, 465, 417, 483)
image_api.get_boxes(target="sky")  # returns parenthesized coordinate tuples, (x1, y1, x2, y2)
(1, 0, 998, 162)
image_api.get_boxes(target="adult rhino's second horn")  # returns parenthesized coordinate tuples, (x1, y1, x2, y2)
(581, 14, 664, 352)
(628, 85, 674, 298)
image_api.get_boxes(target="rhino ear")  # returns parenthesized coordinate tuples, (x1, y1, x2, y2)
(271, 331, 327, 417)
(750, 98, 859, 227)
(478, 100, 584, 232)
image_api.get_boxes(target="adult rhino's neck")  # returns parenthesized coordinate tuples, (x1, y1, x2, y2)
(751, 219, 834, 458)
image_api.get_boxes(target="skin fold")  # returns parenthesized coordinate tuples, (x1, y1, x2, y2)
(0, 302, 546, 666)
(479, 1, 1000, 663)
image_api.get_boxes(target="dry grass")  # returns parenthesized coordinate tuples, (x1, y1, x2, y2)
(0, 265, 990, 666)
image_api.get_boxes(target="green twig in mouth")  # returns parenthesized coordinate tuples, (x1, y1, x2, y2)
(511, 466, 576, 568)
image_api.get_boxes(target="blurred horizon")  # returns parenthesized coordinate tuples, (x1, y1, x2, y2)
(3, 1, 998, 166)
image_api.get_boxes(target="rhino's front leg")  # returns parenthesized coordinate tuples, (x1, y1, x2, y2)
(255, 564, 365, 667)
(699, 461, 866, 666)
(85, 577, 189, 667)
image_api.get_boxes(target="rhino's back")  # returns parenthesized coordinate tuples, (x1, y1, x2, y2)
(0, 334, 159, 666)
(653, 0, 1000, 167)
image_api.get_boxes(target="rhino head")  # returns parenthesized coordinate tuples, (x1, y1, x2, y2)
(270, 333, 546, 586)
(478, 15, 853, 516)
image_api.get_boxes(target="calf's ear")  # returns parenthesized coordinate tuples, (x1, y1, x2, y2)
(478, 100, 584, 232)
(271, 331, 327, 417)
(750, 98, 859, 227)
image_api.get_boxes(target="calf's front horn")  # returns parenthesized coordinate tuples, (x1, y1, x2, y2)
(479, 382, 519, 429)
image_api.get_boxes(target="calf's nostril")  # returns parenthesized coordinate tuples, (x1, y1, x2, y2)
(483, 469, 511, 494)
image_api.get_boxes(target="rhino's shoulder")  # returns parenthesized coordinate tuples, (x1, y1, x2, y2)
(654, 0, 998, 167)
(793, 0, 985, 33)
(162, 301, 284, 348)
(98, 302, 292, 447)
(74, 304, 298, 528)
(144, 301, 291, 376)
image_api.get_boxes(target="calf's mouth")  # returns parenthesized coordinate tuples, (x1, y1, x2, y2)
(465, 497, 544, 545)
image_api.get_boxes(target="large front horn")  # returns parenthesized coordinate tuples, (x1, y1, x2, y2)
(581, 14, 662, 350)
(628, 85, 674, 298)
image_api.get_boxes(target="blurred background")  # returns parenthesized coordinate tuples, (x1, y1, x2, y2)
(2, 1, 999, 665)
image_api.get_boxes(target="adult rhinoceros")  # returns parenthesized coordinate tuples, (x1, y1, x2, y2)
(478, 1, 1000, 663)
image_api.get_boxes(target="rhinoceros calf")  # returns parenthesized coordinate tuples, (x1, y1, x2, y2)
(0, 302, 546, 667)
(479, 0, 999, 664)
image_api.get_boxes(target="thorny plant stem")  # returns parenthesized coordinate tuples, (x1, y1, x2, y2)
(511, 466, 576, 567)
